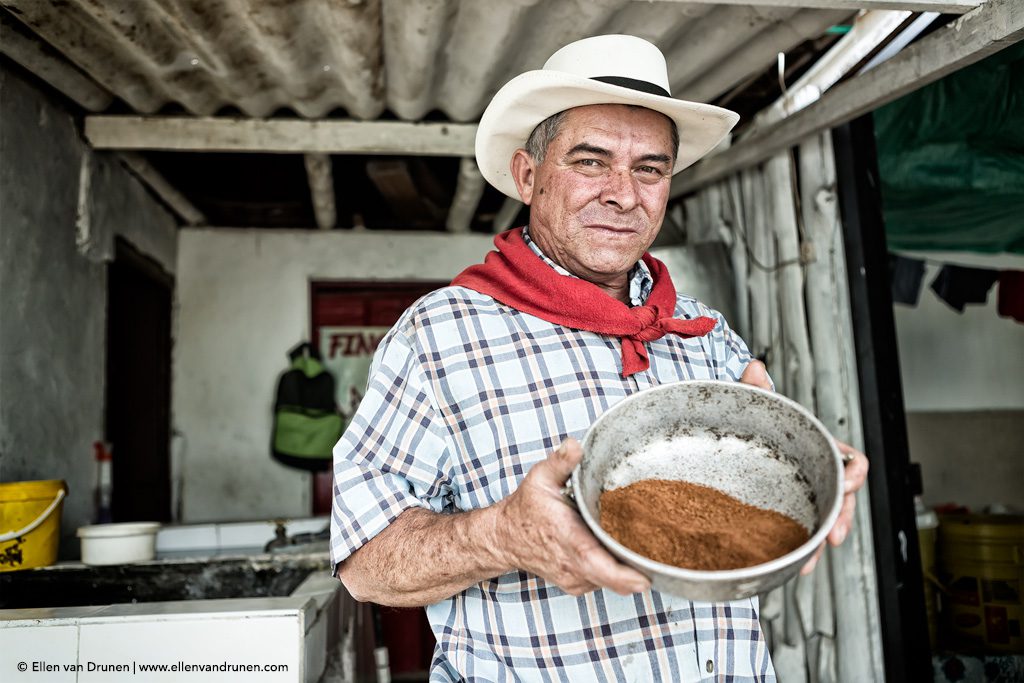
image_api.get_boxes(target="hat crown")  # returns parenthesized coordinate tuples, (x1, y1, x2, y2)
(542, 35, 672, 96)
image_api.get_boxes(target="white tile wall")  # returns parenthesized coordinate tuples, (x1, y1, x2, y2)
(154, 517, 329, 556)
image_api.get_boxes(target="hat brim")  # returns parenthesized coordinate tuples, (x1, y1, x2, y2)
(475, 70, 740, 199)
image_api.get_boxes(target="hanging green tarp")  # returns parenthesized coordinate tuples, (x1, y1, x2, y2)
(874, 42, 1024, 254)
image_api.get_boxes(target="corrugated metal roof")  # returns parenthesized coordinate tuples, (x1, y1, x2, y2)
(3, 0, 852, 120)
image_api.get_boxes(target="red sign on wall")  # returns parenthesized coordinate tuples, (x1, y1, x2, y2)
(310, 281, 444, 421)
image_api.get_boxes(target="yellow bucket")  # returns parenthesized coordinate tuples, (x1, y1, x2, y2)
(938, 513, 1024, 654)
(0, 479, 68, 572)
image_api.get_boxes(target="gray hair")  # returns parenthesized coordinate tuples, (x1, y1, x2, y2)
(524, 107, 680, 164)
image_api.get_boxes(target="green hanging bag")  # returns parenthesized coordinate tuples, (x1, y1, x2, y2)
(271, 342, 343, 472)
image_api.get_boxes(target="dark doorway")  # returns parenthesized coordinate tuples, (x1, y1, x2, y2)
(105, 238, 173, 523)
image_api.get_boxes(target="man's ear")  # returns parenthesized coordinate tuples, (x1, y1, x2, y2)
(510, 149, 536, 205)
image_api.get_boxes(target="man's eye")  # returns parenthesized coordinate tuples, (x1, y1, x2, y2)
(635, 166, 668, 183)
(577, 158, 602, 168)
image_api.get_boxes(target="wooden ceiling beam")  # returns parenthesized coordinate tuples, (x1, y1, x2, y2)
(671, 0, 1022, 197)
(84, 117, 478, 156)
(303, 154, 337, 230)
(446, 158, 486, 234)
(118, 153, 206, 226)
(644, 0, 980, 14)
(0, 14, 113, 111)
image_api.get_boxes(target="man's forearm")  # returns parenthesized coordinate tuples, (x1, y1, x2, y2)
(337, 503, 512, 607)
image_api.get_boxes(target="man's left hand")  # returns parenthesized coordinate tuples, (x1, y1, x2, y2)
(800, 440, 869, 574)
(739, 360, 870, 575)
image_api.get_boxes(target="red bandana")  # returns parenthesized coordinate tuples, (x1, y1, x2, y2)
(450, 227, 716, 377)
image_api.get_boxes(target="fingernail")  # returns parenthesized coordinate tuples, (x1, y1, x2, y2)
(835, 524, 848, 545)
(844, 479, 855, 493)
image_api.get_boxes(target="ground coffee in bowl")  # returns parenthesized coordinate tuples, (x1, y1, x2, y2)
(573, 380, 843, 601)
(599, 479, 810, 571)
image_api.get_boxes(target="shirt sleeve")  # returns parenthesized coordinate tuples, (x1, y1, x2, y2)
(710, 309, 755, 382)
(329, 325, 455, 571)
(683, 299, 761, 383)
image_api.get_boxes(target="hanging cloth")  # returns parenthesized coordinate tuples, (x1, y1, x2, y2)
(929, 264, 999, 312)
(889, 254, 927, 305)
(996, 270, 1024, 323)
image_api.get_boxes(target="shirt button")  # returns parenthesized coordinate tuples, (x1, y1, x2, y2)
(706, 660, 714, 673)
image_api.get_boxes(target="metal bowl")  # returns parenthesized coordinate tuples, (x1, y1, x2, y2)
(571, 380, 843, 602)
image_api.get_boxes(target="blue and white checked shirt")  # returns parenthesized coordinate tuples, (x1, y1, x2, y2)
(331, 234, 775, 682)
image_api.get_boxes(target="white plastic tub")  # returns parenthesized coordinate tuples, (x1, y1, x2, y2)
(77, 522, 161, 565)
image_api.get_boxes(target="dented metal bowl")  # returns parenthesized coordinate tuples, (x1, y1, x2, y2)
(572, 380, 843, 602)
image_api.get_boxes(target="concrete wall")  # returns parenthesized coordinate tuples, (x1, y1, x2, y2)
(892, 250, 1024, 510)
(894, 252, 1024, 412)
(906, 411, 1024, 510)
(0, 64, 177, 557)
(173, 229, 493, 522)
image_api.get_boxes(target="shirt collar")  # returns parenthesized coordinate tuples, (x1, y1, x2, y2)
(521, 226, 654, 307)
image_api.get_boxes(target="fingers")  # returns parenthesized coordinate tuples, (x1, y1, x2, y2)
(740, 360, 772, 391)
(574, 541, 651, 596)
(515, 439, 650, 596)
(542, 438, 583, 484)
(800, 542, 825, 575)
(803, 444, 865, 574)
(829, 490, 858, 546)
(837, 442, 869, 494)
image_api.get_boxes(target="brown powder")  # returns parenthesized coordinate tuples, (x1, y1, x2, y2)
(599, 479, 810, 570)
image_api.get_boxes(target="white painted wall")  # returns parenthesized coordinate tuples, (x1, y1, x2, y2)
(173, 229, 493, 522)
(893, 250, 1024, 412)
(893, 250, 1024, 510)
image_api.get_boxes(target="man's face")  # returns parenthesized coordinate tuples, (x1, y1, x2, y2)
(511, 104, 675, 288)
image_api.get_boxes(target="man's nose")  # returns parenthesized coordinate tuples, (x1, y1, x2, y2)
(599, 168, 639, 212)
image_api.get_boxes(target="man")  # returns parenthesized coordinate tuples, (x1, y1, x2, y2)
(331, 35, 868, 681)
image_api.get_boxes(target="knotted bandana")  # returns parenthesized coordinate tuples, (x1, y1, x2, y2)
(451, 227, 716, 377)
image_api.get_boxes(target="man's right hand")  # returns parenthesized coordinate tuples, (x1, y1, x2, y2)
(494, 438, 651, 597)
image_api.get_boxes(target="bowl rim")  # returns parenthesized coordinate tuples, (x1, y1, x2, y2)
(77, 522, 162, 538)
(573, 379, 845, 582)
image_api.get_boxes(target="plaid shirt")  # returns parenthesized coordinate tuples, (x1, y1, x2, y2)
(331, 237, 775, 682)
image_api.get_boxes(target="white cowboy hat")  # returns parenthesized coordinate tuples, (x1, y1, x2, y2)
(475, 34, 740, 200)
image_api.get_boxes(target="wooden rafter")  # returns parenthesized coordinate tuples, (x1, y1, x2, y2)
(118, 153, 206, 226)
(671, 0, 1023, 196)
(645, 0, 981, 14)
(446, 158, 486, 234)
(0, 13, 113, 111)
(303, 154, 336, 230)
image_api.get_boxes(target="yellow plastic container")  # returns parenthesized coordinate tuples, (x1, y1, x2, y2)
(938, 513, 1024, 654)
(0, 479, 68, 572)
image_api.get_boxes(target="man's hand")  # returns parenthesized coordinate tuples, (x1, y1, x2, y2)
(801, 441, 869, 574)
(495, 438, 651, 597)
(740, 359, 773, 390)
(739, 360, 870, 575)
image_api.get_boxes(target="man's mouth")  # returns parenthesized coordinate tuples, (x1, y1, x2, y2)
(587, 224, 640, 234)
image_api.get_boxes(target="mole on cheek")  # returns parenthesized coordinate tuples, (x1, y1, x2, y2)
(538, 187, 545, 195)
